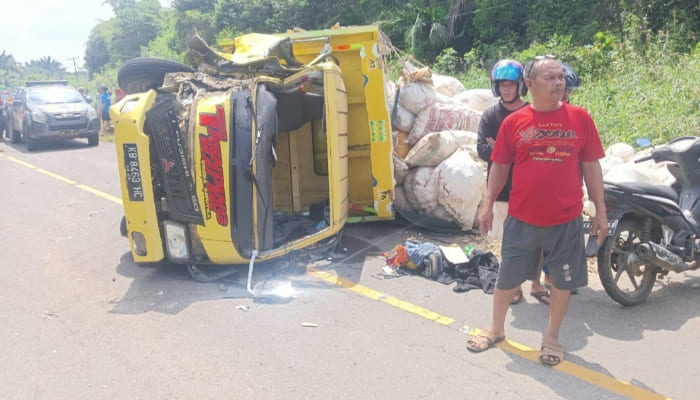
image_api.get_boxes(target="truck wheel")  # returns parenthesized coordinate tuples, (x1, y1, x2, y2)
(118, 57, 194, 94)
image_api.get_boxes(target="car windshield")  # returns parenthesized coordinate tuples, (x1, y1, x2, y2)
(28, 87, 84, 105)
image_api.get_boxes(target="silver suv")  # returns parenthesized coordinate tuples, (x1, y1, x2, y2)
(7, 81, 100, 150)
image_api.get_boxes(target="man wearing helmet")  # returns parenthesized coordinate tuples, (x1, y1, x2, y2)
(561, 62, 580, 103)
(477, 60, 549, 305)
(468, 55, 608, 366)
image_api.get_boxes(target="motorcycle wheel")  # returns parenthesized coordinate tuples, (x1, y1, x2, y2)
(597, 218, 658, 306)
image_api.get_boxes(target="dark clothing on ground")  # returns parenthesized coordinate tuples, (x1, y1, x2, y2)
(437, 249, 500, 294)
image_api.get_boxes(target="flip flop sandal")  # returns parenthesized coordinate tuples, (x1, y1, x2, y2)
(530, 290, 550, 306)
(466, 330, 505, 353)
(540, 341, 564, 366)
(510, 289, 523, 305)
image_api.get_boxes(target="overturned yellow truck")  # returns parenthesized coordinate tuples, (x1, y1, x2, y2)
(113, 25, 395, 272)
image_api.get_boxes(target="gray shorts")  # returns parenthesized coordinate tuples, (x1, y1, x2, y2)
(496, 215, 587, 290)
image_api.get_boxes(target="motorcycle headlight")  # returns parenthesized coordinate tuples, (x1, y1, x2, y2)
(164, 220, 190, 262)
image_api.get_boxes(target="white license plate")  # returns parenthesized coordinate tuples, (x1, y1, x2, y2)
(60, 130, 80, 137)
(583, 219, 618, 236)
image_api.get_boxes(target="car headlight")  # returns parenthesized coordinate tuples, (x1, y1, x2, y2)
(164, 220, 190, 262)
(86, 107, 97, 119)
(31, 110, 48, 124)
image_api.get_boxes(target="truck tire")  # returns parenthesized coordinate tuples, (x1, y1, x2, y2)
(88, 134, 99, 146)
(118, 57, 194, 94)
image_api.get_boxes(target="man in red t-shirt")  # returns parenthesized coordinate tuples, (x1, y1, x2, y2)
(467, 56, 608, 366)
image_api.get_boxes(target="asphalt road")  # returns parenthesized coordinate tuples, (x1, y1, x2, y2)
(1, 138, 698, 400)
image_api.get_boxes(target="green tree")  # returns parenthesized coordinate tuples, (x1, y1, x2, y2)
(0, 50, 20, 87)
(24, 57, 67, 79)
(106, 0, 163, 61)
(85, 34, 112, 78)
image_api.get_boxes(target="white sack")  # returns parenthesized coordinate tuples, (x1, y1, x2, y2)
(392, 104, 416, 133)
(437, 149, 486, 230)
(393, 185, 412, 212)
(430, 204, 458, 224)
(431, 72, 466, 97)
(409, 103, 482, 145)
(405, 131, 459, 167)
(449, 130, 479, 146)
(397, 81, 453, 115)
(393, 152, 410, 185)
(605, 142, 635, 163)
(453, 89, 498, 112)
(603, 161, 664, 185)
(403, 167, 440, 213)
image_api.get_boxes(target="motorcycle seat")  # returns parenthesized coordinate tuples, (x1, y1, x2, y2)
(605, 181, 679, 203)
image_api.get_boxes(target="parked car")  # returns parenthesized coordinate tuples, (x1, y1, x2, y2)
(7, 80, 100, 150)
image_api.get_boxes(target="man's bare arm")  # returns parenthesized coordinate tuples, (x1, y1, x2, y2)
(582, 160, 608, 244)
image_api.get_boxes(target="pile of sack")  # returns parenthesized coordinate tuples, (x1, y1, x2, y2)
(388, 61, 497, 231)
(385, 62, 676, 230)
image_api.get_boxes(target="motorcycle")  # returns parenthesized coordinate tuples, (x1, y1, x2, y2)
(588, 136, 700, 306)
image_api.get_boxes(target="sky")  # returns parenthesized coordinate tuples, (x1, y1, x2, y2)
(0, 1, 169, 71)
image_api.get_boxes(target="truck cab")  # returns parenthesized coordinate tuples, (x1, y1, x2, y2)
(113, 25, 394, 267)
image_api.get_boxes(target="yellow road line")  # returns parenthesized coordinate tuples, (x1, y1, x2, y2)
(1, 155, 122, 205)
(499, 335, 670, 400)
(1, 151, 672, 400)
(76, 184, 123, 204)
(310, 267, 671, 400)
(309, 267, 454, 325)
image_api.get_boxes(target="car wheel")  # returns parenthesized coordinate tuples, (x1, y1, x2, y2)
(88, 134, 99, 146)
(118, 57, 194, 95)
(23, 126, 36, 151)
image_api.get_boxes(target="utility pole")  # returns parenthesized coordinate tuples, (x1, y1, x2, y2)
(67, 56, 79, 76)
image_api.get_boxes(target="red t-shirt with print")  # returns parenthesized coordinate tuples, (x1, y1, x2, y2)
(491, 102, 605, 226)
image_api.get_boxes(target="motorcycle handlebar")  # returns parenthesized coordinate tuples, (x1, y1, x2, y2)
(635, 154, 653, 163)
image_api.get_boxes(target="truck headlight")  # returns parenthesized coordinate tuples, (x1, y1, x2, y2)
(164, 220, 190, 262)
(86, 107, 97, 120)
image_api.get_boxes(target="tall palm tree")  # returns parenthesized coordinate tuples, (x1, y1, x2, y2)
(25, 56, 66, 78)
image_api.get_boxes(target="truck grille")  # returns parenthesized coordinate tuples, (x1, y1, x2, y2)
(144, 95, 204, 224)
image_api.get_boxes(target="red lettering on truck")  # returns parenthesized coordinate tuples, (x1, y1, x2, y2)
(199, 106, 229, 226)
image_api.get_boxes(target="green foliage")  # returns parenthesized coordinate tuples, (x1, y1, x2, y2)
(85, 35, 112, 78)
(0, 50, 21, 87)
(3, 0, 698, 149)
(24, 57, 67, 79)
(109, 0, 162, 61)
(433, 47, 462, 75)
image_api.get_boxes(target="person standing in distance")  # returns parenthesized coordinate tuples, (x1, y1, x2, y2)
(97, 86, 113, 133)
(467, 55, 608, 366)
(561, 62, 580, 104)
(476, 59, 549, 305)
